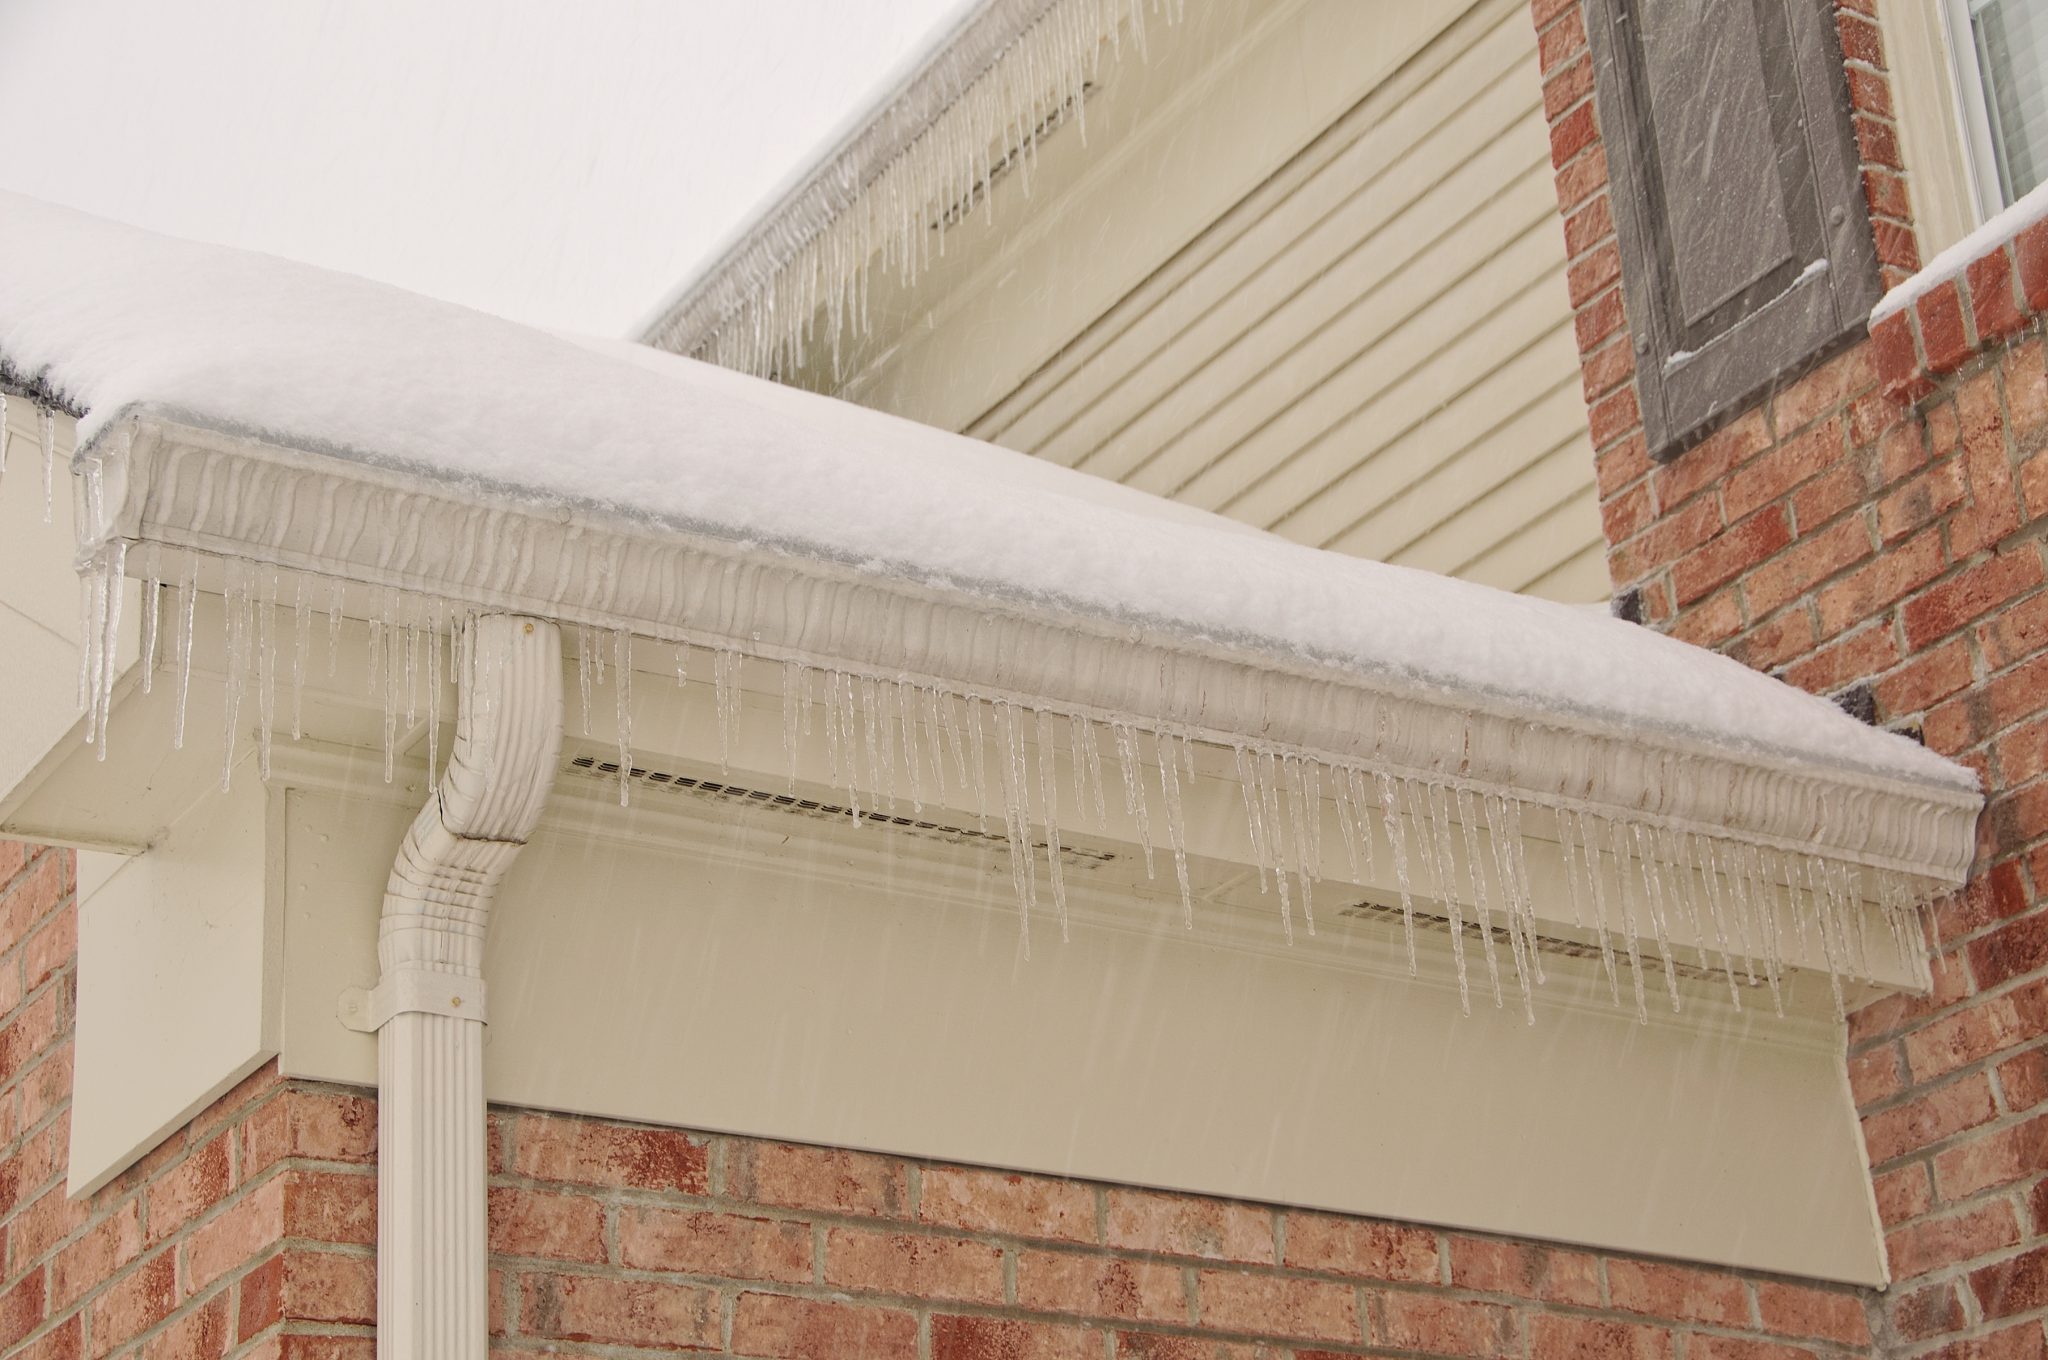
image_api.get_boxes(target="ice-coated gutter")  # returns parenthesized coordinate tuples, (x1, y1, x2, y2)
(339, 614, 562, 1360)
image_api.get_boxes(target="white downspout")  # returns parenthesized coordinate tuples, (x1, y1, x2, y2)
(340, 615, 563, 1359)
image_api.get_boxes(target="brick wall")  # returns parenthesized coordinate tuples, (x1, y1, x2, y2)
(2, 834, 1886, 1359)
(1535, 0, 2048, 1354)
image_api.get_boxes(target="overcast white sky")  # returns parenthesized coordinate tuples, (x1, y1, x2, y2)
(0, 0, 968, 335)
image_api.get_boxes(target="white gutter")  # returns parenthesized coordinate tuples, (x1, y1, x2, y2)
(340, 614, 563, 1359)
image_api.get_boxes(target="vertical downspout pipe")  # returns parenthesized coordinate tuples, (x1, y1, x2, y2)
(355, 615, 563, 1359)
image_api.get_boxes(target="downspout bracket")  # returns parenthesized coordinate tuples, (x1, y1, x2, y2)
(339, 970, 489, 1033)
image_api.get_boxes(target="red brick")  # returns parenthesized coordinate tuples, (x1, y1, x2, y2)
(521, 1272, 719, 1349)
(2000, 1046, 2048, 1111)
(1568, 242, 1622, 308)
(1871, 309, 1921, 392)
(2019, 219, 2048, 312)
(1445, 1237, 1597, 1306)
(1551, 102, 1599, 170)
(1576, 287, 1628, 354)
(1781, 620, 1899, 696)
(1104, 1191, 1272, 1264)
(1837, 10, 1885, 65)
(932, 1315, 1097, 1360)
(510, 1113, 707, 1193)
(1554, 145, 1609, 214)
(1973, 912, 2048, 989)
(1755, 1280, 1872, 1345)
(1528, 1316, 1673, 1360)
(1745, 516, 1873, 618)
(136, 1295, 231, 1360)
(2008, 337, 2048, 440)
(1605, 1258, 1748, 1327)
(16, 1315, 80, 1360)
(11, 1181, 91, 1267)
(184, 1177, 284, 1291)
(1975, 1243, 2048, 1319)
(0, 1272, 45, 1353)
(239, 1091, 374, 1181)
(1891, 1279, 1966, 1340)
(1859, 116, 1906, 175)
(1923, 1324, 2048, 1360)
(731, 1292, 918, 1360)
(1847, 65, 1894, 117)
(1657, 409, 1768, 509)
(1685, 1341, 1819, 1360)
(89, 1251, 176, 1358)
(1886, 1200, 2022, 1277)
(1920, 283, 1974, 373)
(1280, 1212, 1436, 1282)
(1602, 481, 1654, 543)
(617, 1206, 811, 1283)
(1793, 452, 1880, 533)
(1196, 1270, 1358, 1343)
(1848, 1044, 1904, 1107)
(1565, 195, 1615, 259)
(1906, 553, 2046, 649)
(1537, 6, 1587, 74)
(487, 1186, 605, 1263)
(52, 1200, 144, 1308)
(726, 1140, 906, 1217)
(918, 1167, 1096, 1245)
(2003, 716, 2048, 784)
(1774, 348, 1876, 437)
(1972, 247, 2027, 343)
(824, 1227, 1004, 1305)
(1863, 1073, 1999, 1164)
(1873, 1162, 1934, 1227)
(1878, 638, 1975, 720)
(1596, 432, 1652, 500)
(23, 903, 72, 993)
(1937, 1109, 2048, 1200)
(1016, 1251, 1187, 1324)
(1671, 586, 1742, 647)
(1937, 860, 2029, 938)
(1815, 530, 1946, 637)
(1730, 608, 1816, 671)
(1590, 384, 1642, 449)
(1114, 1335, 1266, 1360)
(1377, 1293, 1518, 1358)
(1542, 54, 1594, 122)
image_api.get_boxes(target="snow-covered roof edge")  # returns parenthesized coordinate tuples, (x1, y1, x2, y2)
(637, 0, 1179, 378)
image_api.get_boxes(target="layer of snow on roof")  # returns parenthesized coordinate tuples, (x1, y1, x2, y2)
(1872, 179, 2048, 323)
(0, 193, 1969, 790)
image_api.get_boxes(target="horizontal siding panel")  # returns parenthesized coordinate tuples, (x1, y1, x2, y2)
(971, 0, 1606, 603)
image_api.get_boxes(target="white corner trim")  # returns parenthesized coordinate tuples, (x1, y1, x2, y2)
(372, 614, 561, 1360)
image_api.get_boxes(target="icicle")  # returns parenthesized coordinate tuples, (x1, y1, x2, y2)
(39, 406, 55, 524)
(253, 572, 277, 780)
(1155, 730, 1193, 927)
(833, 672, 862, 823)
(1257, 752, 1294, 937)
(966, 694, 989, 832)
(991, 699, 1037, 952)
(1374, 773, 1418, 974)
(1282, 755, 1316, 936)
(1333, 768, 1361, 882)
(290, 576, 310, 740)
(613, 629, 634, 806)
(1111, 721, 1154, 878)
(941, 690, 970, 794)
(715, 649, 743, 776)
(858, 675, 887, 810)
(1627, 821, 1681, 1012)
(140, 544, 163, 696)
(1454, 788, 1506, 1009)
(1604, 818, 1649, 1021)
(1407, 780, 1465, 1014)
(325, 579, 343, 678)
(1482, 795, 1536, 1022)
(173, 553, 198, 750)
(897, 679, 926, 814)
(424, 602, 440, 791)
(1034, 708, 1069, 940)
(1233, 746, 1270, 894)
(576, 626, 595, 736)
(919, 686, 947, 799)
(1571, 811, 1621, 1006)
(0, 392, 8, 477)
(1504, 797, 1544, 987)
(782, 661, 808, 793)
(223, 561, 254, 790)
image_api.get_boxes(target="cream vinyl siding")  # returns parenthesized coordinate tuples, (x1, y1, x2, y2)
(954, 0, 1607, 602)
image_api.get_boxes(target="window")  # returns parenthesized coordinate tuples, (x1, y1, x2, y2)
(1584, 0, 1882, 461)
(1948, 0, 2048, 213)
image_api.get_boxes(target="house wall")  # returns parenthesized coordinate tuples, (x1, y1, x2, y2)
(1536, 0, 2048, 1352)
(2, 835, 1891, 1359)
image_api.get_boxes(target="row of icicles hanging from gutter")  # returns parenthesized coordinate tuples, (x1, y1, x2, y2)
(71, 541, 1942, 1026)
(682, 0, 1185, 382)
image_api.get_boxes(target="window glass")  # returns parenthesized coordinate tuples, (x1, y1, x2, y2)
(1968, 0, 2048, 204)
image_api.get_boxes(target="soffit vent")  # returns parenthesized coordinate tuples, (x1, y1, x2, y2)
(563, 753, 1116, 864)
(1335, 901, 1757, 988)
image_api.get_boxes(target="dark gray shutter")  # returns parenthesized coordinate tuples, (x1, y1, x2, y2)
(1584, 0, 1882, 461)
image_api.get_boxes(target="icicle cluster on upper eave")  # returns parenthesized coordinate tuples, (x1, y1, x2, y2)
(37, 415, 1983, 1028)
(642, 0, 1184, 382)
